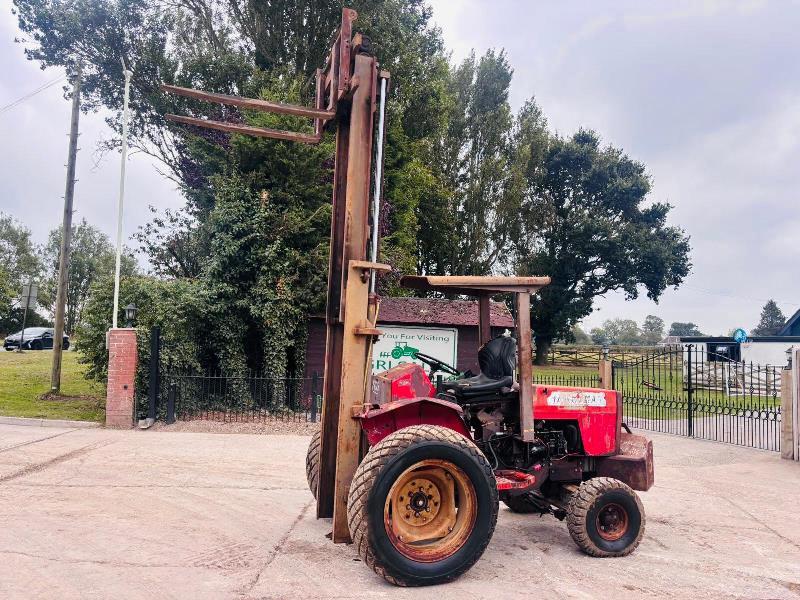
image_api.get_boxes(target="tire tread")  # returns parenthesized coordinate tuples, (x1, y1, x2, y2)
(347, 425, 498, 586)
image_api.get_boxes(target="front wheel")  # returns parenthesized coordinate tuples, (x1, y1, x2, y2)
(347, 425, 498, 586)
(566, 477, 645, 557)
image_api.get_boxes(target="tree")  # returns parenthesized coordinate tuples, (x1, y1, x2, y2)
(599, 318, 641, 346)
(418, 49, 515, 276)
(570, 324, 592, 345)
(668, 322, 703, 337)
(0, 212, 45, 334)
(512, 125, 691, 363)
(14, 0, 452, 373)
(42, 220, 137, 335)
(752, 300, 785, 336)
(641, 315, 665, 345)
(589, 327, 608, 346)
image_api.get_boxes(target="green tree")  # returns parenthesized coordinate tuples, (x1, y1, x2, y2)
(0, 212, 46, 334)
(599, 318, 641, 346)
(416, 50, 519, 277)
(14, 0, 451, 373)
(589, 327, 608, 346)
(641, 315, 665, 345)
(752, 299, 785, 336)
(668, 322, 703, 337)
(42, 220, 137, 335)
(512, 126, 691, 363)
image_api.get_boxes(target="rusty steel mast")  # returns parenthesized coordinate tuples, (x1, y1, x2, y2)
(163, 9, 390, 542)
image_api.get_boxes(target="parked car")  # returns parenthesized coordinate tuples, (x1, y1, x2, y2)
(3, 328, 69, 351)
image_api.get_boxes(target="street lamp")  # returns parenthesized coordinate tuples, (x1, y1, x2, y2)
(124, 303, 137, 328)
(602, 345, 610, 360)
(786, 346, 793, 369)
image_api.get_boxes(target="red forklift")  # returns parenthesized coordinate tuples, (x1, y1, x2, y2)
(163, 8, 654, 589)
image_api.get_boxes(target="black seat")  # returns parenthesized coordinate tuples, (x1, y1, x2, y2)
(448, 336, 516, 398)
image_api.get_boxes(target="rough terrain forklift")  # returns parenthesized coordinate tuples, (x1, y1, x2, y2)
(306, 276, 654, 586)
(162, 8, 654, 588)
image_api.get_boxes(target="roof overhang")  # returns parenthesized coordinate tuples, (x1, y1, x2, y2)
(400, 275, 551, 296)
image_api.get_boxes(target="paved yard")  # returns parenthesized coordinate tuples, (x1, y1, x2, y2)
(0, 423, 799, 599)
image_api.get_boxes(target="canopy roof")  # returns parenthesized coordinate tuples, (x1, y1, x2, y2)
(400, 275, 551, 296)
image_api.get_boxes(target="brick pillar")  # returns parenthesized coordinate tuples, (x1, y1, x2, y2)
(106, 328, 138, 428)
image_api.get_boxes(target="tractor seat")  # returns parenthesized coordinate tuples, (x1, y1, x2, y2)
(448, 336, 517, 398)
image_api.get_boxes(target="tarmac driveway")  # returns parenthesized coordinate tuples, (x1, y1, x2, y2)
(0, 422, 799, 599)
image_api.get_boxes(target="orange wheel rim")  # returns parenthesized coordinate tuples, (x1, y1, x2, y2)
(383, 459, 477, 562)
(595, 502, 629, 541)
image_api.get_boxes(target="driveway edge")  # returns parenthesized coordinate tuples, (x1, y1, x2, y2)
(0, 416, 101, 429)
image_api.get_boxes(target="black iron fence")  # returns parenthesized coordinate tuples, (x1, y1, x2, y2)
(162, 369, 324, 423)
(614, 345, 783, 451)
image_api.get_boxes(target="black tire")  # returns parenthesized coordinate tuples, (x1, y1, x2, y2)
(63, 341, 70, 351)
(347, 425, 498, 587)
(566, 477, 645, 557)
(305, 429, 321, 499)
(503, 493, 543, 514)
(30, 340, 42, 350)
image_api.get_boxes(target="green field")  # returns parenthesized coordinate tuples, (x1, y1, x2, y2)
(0, 349, 105, 422)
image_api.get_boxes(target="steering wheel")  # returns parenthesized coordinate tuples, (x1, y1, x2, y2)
(413, 352, 460, 378)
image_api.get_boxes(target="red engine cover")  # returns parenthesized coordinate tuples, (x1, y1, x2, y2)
(532, 385, 621, 456)
(370, 363, 436, 405)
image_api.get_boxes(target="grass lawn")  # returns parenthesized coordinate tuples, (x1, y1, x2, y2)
(0, 349, 105, 422)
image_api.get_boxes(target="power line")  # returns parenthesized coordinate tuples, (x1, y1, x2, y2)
(0, 75, 66, 116)
(682, 285, 800, 309)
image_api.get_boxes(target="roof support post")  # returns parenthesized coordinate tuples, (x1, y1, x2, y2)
(515, 292, 535, 442)
(478, 294, 492, 345)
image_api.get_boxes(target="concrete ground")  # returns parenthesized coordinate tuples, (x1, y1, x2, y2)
(0, 423, 799, 600)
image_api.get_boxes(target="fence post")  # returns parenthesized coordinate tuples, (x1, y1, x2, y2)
(310, 372, 319, 423)
(147, 326, 160, 422)
(166, 381, 176, 425)
(687, 344, 694, 437)
(598, 358, 612, 390)
(781, 365, 794, 460)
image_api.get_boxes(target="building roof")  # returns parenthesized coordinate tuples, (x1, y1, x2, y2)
(779, 309, 800, 336)
(377, 297, 515, 328)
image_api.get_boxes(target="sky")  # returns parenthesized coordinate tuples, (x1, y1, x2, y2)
(1, 0, 799, 336)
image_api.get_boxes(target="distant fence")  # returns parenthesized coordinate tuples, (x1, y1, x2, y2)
(545, 345, 663, 367)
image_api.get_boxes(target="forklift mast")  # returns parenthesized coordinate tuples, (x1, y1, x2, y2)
(162, 8, 390, 542)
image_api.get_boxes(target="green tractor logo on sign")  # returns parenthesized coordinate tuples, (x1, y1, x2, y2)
(390, 341, 420, 360)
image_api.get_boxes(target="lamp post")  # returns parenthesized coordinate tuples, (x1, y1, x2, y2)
(786, 346, 793, 369)
(124, 303, 137, 328)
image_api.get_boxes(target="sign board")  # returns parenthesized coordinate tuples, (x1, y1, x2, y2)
(733, 328, 747, 343)
(373, 325, 458, 376)
(19, 283, 38, 308)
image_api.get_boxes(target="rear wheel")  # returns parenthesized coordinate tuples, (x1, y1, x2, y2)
(63, 341, 70, 351)
(566, 477, 644, 557)
(347, 425, 498, 586)
(305, 429, 321, 499)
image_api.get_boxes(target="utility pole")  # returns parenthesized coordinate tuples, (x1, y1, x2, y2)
(112, 64, 133, 329)
(51, 63, 82, 393)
